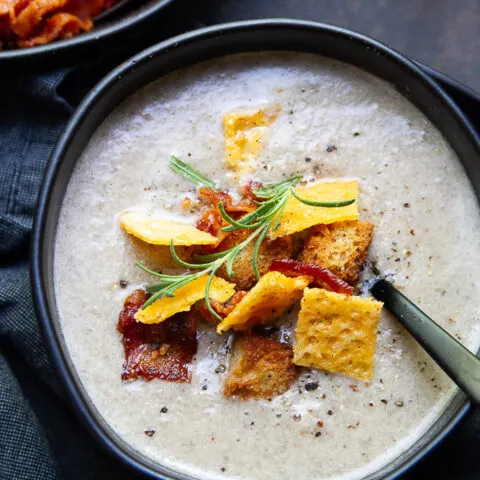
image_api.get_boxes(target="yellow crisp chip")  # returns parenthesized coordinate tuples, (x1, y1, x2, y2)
(119, 212, 217, 246)
(217, 272, 309, 334)
(270, 180, 359, 239)
(293, 288, 383, 382)
(135, 275, 236, 324)
(223, 104, 280, 171)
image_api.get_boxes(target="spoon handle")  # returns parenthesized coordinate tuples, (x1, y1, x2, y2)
(370, 279, 480, 405)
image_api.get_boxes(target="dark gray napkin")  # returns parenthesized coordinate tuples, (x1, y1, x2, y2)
(0, 72, 138, 480)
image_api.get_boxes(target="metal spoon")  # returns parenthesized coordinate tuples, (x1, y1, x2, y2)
(370, 278, 480, 405)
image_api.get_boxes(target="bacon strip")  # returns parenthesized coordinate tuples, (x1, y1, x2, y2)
(17, 12, 91, 47)
(0, 0, 119, 49)
(117, 289, 198, 382)
(269, 259, 354, 295)
(11, 0, 67, 37)
(195, 185, 262, 251)
(65, 0, 104, 19)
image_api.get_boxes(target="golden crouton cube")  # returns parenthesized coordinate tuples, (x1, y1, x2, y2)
(294, 288, 383, 382)
(224, 334, 299, 399)
(215, 228, 295, 290)
(298, 220, 374, 285)
(217, 272, 309, 333)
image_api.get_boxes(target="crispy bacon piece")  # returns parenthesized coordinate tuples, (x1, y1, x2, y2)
(239, 180, 263, 201)
(11, 0, 67, 37)
(196, 207, 229, 252)
(197, 290, 248, 323)
(17, 12, 91, 47)
(198, 187, 233, 210)
(117, 289, 198, 382)
(196, 207, 225, 240)
(65, 0, 104, 19)
(0, 0, 120, 49)
(198, 186, 258, 214)
(196, 184, 262, 251)
(269, 259, 354, 296)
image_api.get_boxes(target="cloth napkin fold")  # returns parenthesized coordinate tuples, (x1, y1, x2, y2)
(0, 72, 140, 480)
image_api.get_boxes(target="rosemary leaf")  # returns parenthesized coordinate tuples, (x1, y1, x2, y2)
(195, 248, 236, 262)
(218, 202, 260, 230)
(291, 189, 355, 208)
(204, 272, 223, 322)
(252, 223, 271, 280)
(170, 156, 216, 188)
(169, 240, 213, 269)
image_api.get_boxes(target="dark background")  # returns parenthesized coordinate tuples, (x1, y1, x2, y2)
(187, 0, 480, 90)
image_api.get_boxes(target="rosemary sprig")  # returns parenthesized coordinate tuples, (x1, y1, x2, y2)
(137, 158, 356, 320)
(137, 226, 262, 319)
(170, 155, 216, 188)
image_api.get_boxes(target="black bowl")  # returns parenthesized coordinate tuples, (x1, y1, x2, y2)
(0, 0, 174, 70)
(31, 19, 480, 480)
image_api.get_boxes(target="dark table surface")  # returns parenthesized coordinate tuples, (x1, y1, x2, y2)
(188, 0, 480, 91)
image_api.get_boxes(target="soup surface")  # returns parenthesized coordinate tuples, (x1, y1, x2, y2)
(54, 53, 480, 479)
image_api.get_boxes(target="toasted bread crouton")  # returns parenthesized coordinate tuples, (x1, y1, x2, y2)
(214, 228, 295, 290)
(294, 288, 383, 382)
(224, 334, 299, 399)
(298, 220, 374, 285)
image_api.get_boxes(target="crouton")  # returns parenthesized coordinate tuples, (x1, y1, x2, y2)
(293, 288, 383, 382)
(298, 220, 374, 284)
(214, 228, 295, 290)
(224, 334, 299, 399)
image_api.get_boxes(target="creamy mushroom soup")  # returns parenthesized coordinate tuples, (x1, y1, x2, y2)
(54, 53, 480, 479)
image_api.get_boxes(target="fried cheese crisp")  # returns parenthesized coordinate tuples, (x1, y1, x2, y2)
(294, 288, 383, 382)
(217, 272, 309, 333)
(223, 104, 281, 170)
(119, 212, 218, 246)
(135, 276, 236, 325)
(270, 180, 359, 239)
(224, 334, 299, 399)
(299, 220, 374, 284)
